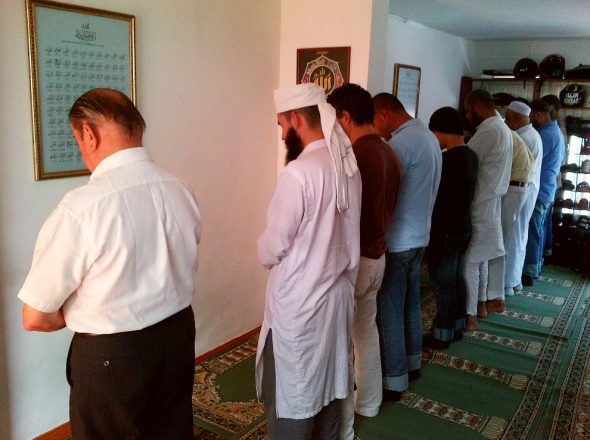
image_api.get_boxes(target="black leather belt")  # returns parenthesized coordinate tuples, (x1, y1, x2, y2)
(509, 180, 529, 187)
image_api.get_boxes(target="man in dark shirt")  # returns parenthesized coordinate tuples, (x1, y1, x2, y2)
(327, 83, 402, 439)
(425, 107, 478, 349)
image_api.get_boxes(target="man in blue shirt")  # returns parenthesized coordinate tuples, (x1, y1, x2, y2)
(372, 93, 442, 401)
(522, 99, 564, 285)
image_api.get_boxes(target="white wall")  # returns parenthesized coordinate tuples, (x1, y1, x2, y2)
(0, 0, 280, 438)
(367, 0, 391, 93)
(279, 0, 376, 89)
(276, 0, 379, 170)
(377, 16, 476, 122)
(471, 38, 590, 77)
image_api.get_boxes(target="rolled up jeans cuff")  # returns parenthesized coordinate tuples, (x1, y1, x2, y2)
(432, 326, 454, 342)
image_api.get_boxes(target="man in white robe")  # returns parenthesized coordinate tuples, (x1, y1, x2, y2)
(463, 89, 513, 330)
(504, 101, 543, 294)
(495, 130, 532, 302)
(256, 83, 361, 439)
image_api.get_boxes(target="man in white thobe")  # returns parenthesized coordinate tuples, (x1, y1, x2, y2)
(496, 130, 533, 301)
(256, 83, 361, 440)
(504, 101, 543, 294)
(463, 89, 513, 331)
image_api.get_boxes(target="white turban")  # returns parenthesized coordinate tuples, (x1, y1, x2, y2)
(273, 83, 358, 213)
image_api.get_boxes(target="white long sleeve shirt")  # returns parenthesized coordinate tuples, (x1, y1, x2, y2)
(18, 147, 202, 334)
(256, 139, 361, 419)
(516, 123, 543, 195)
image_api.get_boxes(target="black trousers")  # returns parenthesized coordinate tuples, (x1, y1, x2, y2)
(67, 306, 196, 440)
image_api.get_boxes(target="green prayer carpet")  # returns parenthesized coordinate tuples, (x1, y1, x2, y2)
(193, 265, 590, 439)
(62, 265, 590, 439)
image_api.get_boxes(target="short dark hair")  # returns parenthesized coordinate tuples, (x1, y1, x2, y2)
(69, 88, 146, 138)
(429, 106, 464, 135)
(541, 94, 560, 112)
(465, 89, 495, 108)
(326, 83, 374, 125)
(530, 99, 552, 113)
(281, 105, 321, 129)
(372, 92, 406, 113)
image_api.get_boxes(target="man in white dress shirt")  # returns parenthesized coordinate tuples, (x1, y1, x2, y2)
(256, 83, 361, 439)
(18, 89, 202, 439)
(503, 101, 543, 294)
(463, 89, 513, 330)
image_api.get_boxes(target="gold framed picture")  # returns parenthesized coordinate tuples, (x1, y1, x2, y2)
(297, 47, 351, 95)
(393, 64, 421, 118)
(26, 0, 136, 180)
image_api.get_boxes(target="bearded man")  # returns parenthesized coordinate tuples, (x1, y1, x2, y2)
(256, 83, 361, 439)
(462, 89, 513, 330)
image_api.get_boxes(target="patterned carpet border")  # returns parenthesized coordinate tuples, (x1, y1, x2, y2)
(501, 273, 587, 439)
(193, 335, 266, 439)
(550, 316, 590, 439)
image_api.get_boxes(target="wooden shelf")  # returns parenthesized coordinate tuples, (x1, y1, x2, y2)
(460, 76, 590, 111)
(472, 78, 590, 84)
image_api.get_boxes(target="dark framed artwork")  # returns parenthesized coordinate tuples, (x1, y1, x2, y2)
(26, 0, 136, 180)
(297, 46, 351, 94)
(393, 63, 421, 118)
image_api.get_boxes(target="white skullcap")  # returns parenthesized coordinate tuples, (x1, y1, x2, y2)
(273, 83, 358, 214)
(506, 100, 531, 117)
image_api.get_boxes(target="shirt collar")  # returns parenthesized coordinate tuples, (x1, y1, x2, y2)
(90, 147, 151, 181)
(300, 139, 327, 157)
(393, 118, 420, 136)
(538, 120, 557, 131)
(476, 114, 501, 131)
(516, 123, 533, 134)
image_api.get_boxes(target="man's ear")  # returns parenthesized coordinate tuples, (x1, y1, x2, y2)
(473, 102, 484, 117)
(81, 123, 99, 151)
(337, 111, 354, 136)
(289, 111, 302, 130)
(374, 108, 386, 123)
(341, 110, 352, 125)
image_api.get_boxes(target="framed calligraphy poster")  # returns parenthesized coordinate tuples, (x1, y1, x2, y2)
(297, 47, 351, 95)
(26, 0, 136, 180)
(393, 64, 421, 118)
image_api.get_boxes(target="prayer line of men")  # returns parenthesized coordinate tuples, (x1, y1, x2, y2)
(18, 84, 562, 440)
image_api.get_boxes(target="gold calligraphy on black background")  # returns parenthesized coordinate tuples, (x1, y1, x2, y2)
(297, 47, 351, 94)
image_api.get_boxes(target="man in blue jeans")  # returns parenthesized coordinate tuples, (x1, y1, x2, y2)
(522, 99, 564, 286)
(372, 93, 441, 401)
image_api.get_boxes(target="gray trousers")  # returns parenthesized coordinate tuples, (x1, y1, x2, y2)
(261, 330, 342, 440)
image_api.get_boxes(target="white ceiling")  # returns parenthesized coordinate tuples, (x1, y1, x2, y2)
(388, 0, 590, 40)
